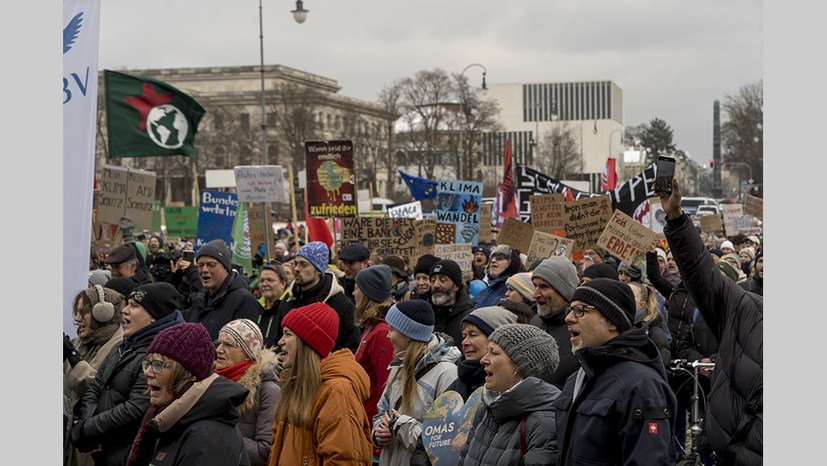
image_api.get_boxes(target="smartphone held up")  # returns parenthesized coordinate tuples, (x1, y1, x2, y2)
(655, 156, 676, 195)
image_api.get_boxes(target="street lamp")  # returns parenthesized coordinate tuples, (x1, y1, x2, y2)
(291, 0, 309, 23)
(457, 63, 487, 180)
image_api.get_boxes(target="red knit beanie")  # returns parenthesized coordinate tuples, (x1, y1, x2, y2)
(281, 302, 339, 358)
(147, 323, 215, 381)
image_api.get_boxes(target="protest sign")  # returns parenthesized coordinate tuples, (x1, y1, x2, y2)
(435, 243, 473, 278)
(233, 165, 286, 203)
(529, 193, 566, 234)
(648, 198, 667, 235)
(478, 203, 494, 243)
(96, 165, 157, 229)
(435, 180, 482, 245)
(421, 389, 483, 466)
(563, 194, 613, 252)
(527, 231, 575, 263)
(305, 140, 357, 218)
(163, 206, 198, 238)
(700, 213, 723, 233)
(414, 218, 436, 258)
(597, 210, 657, 266)
(388, 201, 423, 220)
(435, 223, 457, 245)
(496, 217, 534, 254)
(341, 218, 419, 265)
(721, 204, 744, 235)
(195, 190, 238, 249)
(247, 203, 272, 256)
(743, 194, 763, 220)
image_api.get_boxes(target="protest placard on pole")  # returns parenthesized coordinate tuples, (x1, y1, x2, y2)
(597, 210, 657, 266)
(305, 140, 357, 218)
(97, 165, 157, 229)
(478, 203, 494, 243)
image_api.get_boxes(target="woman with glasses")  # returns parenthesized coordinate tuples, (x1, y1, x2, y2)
(126, 322, 249, 466)
(69, 282, 185, 466)
(215, 319, 281, 466)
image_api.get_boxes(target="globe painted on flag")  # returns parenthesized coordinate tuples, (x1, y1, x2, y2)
(146, 104, 189, 149)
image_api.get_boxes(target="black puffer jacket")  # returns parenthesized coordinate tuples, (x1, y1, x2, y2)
(459, 377, 560, 466)
(144, 374, 250, 466)
(665, 213, 763, 466)
(553, 325, 677, 466)
(74, 311, 184, 466)
(185, 271, 262, 340)
(431, 290, 473, 347)
(529, 308, 579, 390)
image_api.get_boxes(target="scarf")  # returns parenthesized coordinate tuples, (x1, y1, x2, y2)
(125, 380, 194, 466)
(215, 360, 253, 382)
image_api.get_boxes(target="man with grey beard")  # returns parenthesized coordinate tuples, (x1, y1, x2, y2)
(529, 256, 581, 389)
(427, 259, 473, 346)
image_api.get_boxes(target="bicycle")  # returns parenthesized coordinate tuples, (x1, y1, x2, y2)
(669, 359, 716, 466)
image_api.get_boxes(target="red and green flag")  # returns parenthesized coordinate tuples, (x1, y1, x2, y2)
(104, 69, 206, 158)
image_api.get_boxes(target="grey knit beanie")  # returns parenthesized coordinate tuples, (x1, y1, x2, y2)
(196, 239, 232, 272)
(355, 264, 393, 303)
(531, 256, 579, 301)
(488, 323, 560, 379)
(461, 306, 518, 337)
(385, 300, 435, 342)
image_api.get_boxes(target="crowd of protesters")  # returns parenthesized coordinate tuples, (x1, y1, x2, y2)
(65, 175, 762, 466)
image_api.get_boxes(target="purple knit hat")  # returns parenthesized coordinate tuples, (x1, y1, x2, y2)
(295, 241, 330, 275)
(147, 323, 215, 381)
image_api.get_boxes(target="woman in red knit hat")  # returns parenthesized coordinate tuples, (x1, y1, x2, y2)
(268, 302, 373, 465)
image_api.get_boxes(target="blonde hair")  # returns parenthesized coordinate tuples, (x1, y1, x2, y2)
(390, 339, 428, 416)
(274, 337, 322, 428)
(629, 281, 659, 323)
(356, 295, 394, 328)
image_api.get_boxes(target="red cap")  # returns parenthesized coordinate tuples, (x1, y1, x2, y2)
(282, 302, 339, 358)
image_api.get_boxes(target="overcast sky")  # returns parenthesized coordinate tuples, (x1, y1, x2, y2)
(97, 0, 762, 164)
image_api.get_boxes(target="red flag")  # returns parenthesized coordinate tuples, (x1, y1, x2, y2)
(496, 138, 519, 228)
(304, 191, 334, 248)
(600, 158, 618, 191)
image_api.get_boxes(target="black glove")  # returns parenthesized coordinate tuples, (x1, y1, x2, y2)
(69, 420, 96, 453)
(64, 334, 80, 367)
(119, 216, 135, 244)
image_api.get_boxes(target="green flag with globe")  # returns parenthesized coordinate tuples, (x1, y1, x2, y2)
(230, 201, 253, 274)
(104, 69, 206, 158)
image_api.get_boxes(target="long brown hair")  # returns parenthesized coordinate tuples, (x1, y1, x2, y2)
(273, 337, 322, 428)
(391, 339, 428, 416)
(629, 281, 659, 323)
(356, 295, 394, 328)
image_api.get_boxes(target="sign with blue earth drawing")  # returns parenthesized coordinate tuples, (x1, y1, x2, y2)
(421, 388, 484, 465)
(435, 180, 482, 245)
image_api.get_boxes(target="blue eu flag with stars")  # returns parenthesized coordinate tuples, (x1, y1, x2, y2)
(399, 170, 438, 200)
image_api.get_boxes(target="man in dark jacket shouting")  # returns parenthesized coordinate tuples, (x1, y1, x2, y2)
(554, 278, 677, 465)
(658, 176, 763, 466)
(184, 239, 261, 339)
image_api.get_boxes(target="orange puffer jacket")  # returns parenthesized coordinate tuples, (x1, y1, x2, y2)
(268, 349, 372, 466)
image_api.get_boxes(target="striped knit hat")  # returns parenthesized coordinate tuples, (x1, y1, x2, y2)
(505, 272, 536, 303)
(219, 318, 263, 361)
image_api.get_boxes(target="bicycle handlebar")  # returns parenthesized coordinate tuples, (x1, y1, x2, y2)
(669, 359, 716, 372)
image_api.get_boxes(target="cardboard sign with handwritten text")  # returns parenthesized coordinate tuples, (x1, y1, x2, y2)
(743, 194, 763, 220)
(496, 217, 534, 254)
(563, 195, 613, 252)
(529, 193, 566, 233)
(435, 243, 473, 278)
(699, 213, 723, 233)
(597, 209, 657, 266)
(97, 165, 157, 229)
(478, 204, 494, 244)
(341, 218, 419, 263)
(527, 230, 575, 263)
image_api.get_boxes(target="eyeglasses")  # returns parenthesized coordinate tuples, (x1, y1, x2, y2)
(569, 304, 597, 319)
(293, 260, 313, 269)
(196, 261, 219, 270)
(142, 359, 174, 375)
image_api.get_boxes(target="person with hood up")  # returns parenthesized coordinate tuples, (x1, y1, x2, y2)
(553, 278, 677, 465)
(70, 282, 186, 466)
(458, 323, 562, 466)
(215, 319, 281, 466)
(427, 259, 474, 346)
(268, 302, 373, 465)
(472, 244, 523, 309)
(373, 300, 461, 466)
(124, 322, 249, 466)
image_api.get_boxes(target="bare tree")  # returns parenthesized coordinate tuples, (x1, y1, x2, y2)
(377, 82, 403, 198)
(453, 73, 503, 180)
(722, 80, 763, 184)
(534, 122, 580, 180)
(270, 83, 322, 171)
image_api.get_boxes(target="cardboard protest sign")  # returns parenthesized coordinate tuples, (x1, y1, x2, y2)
(478, 204, 494, 243)
(305, 140, 357, 218)
(247, 203, 273, 256)
(421, 388, 483, 466)
(527, 231, 574, 263)
(700, 213, 723, 233)
(529, 193, 566, 234)
(340, 218, 419, 265)
(163, 206, 198, 238)
(96, 165, 157, 229)
(721, 204, 748, 236)
(414, 218, 436, 258)
(435, 243, 473, 278)
(496, 217, 534, 254)
(195, 190, 238, 250)
(597, 210, 657, 266)
(435, 180, 482, 245)
(233, 165, 286, 203)
(743, 194, 763, 220)
(562, 195, 613, 252)
(388, 201, 423, 220)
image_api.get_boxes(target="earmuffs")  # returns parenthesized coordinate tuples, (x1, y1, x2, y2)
(91, 284, 115, 323)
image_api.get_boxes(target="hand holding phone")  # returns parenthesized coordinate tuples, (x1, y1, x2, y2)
(182, 250, 195, 262)
(655, 156, 676, 195)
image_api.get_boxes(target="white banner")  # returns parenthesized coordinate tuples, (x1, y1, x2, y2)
(63, 0, 101, 336)
(234, 165, 286, 203)
(387, 201, 423, 220)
